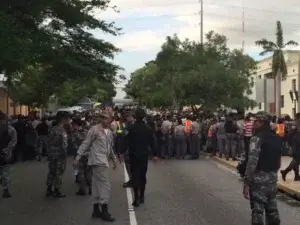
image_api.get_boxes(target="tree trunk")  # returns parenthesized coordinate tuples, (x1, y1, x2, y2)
(275, 70, 281, 118)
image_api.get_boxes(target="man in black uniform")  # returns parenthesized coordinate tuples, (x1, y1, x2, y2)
(243, 111, 281, 225)
(121, 109, 158, 207)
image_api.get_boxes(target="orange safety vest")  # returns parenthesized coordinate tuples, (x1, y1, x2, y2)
(276, 124, 285, 137)
(185, 120, 192, 133)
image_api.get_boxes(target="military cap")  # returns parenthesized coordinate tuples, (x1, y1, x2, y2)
(72, 117, 83, 126)
(56, 111, 69, 120)
(254, 111, 270, 121)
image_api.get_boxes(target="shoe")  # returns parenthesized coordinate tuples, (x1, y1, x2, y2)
(2, 189, 12, 198)
(92, 204, 101, 218)
(139, 197, 145, 204)
(76, 189, 86, 196)
(123, 180, 133, 188)
(53, 189, 66, 198)
(132, 199, 139, 207)
(100, 204, 115, 222)
(45, 186, 54, 197)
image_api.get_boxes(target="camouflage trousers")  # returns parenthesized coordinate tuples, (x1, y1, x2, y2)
(77, 156, 92, 190)
(250, 182, 280, 225)
(0, 166, 11, 189)
(46, 159, 67, 189)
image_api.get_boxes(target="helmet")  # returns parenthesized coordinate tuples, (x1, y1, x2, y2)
(254, 111, 270, 122)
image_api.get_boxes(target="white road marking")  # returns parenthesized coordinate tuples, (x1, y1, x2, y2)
(123, 163, 138, 225)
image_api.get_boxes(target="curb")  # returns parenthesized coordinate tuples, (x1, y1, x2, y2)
(212, 156, 300, 198)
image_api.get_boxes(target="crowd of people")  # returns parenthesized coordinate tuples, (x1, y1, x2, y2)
(1, 107, 300, 224)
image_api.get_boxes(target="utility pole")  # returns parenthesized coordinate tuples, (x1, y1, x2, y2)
(242, 0, 245, 52)
(199, 0, 203, 45)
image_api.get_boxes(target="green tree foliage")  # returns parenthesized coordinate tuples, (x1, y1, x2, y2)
(125, 32, 257, 110)
(0, 0, 120, 106)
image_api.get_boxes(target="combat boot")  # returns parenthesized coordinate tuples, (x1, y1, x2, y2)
(92, 204, 101, 218)
(53, 189, 66, 198)
(123, 180, 133, 188)
(45, 186, 54, 197)
(294, 174, 300, 181)
(76, 189, 86, 196)
(100, 204, 115, 222)
(2, 188, 12, 198)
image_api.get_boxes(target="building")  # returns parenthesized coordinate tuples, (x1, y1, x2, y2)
(0, 81, 29, 116)
(246, 50, 300, 118)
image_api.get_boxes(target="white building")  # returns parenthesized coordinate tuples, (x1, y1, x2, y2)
(246, 50, 300, 118)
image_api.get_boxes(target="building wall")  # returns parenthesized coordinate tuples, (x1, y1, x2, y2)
(0, 88, 29, 116)
(245, 51, 300, 117)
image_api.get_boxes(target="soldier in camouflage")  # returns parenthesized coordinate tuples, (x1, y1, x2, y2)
(71, 118, 91, 196)
(46, 111, 69, 198)
(243, 111, 281, 225)
(0, 111, 17, 198)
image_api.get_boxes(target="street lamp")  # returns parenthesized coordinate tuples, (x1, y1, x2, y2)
(289, 89, 298, 118)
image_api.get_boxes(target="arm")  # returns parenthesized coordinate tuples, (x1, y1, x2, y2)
(244, 135, 262, 186)
(2, 126, 17, 157)
(149, 128, 158, 157)
(109, 132, 117, 165)
(75, 127, 94, 161)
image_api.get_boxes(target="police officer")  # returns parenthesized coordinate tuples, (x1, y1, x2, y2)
(0, 111, 17, 198)
(46, 111, 69, 198)
(243, 111, 281, 225)
(121, 108, 158, 207)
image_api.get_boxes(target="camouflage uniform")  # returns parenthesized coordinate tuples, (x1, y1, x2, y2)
(46, 125, 68, 190)
(244, 112, 281, 225)
(0, 125, 17, 190)
(71, 129, 91, 190)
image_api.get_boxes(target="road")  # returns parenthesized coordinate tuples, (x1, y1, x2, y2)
(1, 156, 300, 225)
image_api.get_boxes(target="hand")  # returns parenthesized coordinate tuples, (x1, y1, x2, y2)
(152, 156, 159, 163)
(243, 184, 250, 200)
(73, 159, 79, 168)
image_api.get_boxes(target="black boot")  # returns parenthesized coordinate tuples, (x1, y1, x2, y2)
(45, 186, 54, 197)
(140, 185, 145, 204)
(2, 188, 12, 198)
(92, 204, 101, 218)
(76, 189, 86, 196)
(54, 188, 66, 198)
(132, 188, 140, 207)
(100, 204, 115, 222)
(123, 180, 133, 188)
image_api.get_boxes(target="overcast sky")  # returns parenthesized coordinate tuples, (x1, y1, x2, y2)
(95, 0, 300, 98)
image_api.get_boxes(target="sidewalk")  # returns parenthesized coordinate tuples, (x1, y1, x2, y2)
(213, 156, 300, 196)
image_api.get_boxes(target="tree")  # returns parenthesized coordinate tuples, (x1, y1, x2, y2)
(1, 0, 121, 107)
(256, 21, 298, 117)
(126, 32, 256, 110)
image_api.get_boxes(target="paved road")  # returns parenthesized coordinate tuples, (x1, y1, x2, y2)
(1, 157, 300, 225)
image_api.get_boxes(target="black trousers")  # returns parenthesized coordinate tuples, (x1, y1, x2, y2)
(129, 154, 148, 188)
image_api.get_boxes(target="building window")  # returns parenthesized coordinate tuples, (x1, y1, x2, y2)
(293, 108, 296, 119)
(280, 95, 284, 108)
(258, 75, 261, 79)
(292, 79, 296, 91)
(10, 102, 14, 107)
(293, 69, 295, 72)
(258, 103, 262, 110)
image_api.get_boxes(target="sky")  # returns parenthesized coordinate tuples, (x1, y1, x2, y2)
(93, 0, 300, 98)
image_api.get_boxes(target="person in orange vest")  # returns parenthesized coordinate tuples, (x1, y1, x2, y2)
(276, 118, 285, 138)
(184, 115, 192, 154)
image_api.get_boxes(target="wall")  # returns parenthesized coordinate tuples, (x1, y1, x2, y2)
(0, 88, 29, 116)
